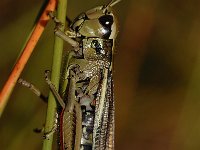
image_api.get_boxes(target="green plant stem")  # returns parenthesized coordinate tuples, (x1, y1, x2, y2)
(42, 0, 68, 149)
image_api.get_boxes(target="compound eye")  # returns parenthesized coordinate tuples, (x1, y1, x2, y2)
(99, 15, 113, 28)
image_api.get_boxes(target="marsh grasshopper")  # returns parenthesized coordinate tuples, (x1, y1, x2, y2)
(19, 0, 120, 149)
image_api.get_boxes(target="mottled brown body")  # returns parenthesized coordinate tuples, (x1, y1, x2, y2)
(59, 38, 114, 150)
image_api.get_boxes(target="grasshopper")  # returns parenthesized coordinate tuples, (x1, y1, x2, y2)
(19, 0, 120, 149)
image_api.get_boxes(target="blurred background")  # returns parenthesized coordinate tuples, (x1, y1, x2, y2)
(1, 0, 200, 149)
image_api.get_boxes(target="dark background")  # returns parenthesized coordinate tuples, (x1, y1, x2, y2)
(1, 0, 200, 149)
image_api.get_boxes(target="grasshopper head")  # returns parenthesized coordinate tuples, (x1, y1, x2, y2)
(70, 0, 120, 39)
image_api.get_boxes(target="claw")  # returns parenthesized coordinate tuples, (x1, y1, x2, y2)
(45, 70, 51, 80)
(48, 11, 54, 18)
(43, 134, 50, 140)
(48, 11, 64, 28)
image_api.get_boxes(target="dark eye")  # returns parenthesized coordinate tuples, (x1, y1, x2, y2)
(99, 15, 113, 28)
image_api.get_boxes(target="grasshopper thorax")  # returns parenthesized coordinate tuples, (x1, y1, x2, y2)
(70, 1, 119, 40)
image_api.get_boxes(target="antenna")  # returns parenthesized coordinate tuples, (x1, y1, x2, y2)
(109, 0, 121, 7)
(103, 0, 121, 12)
